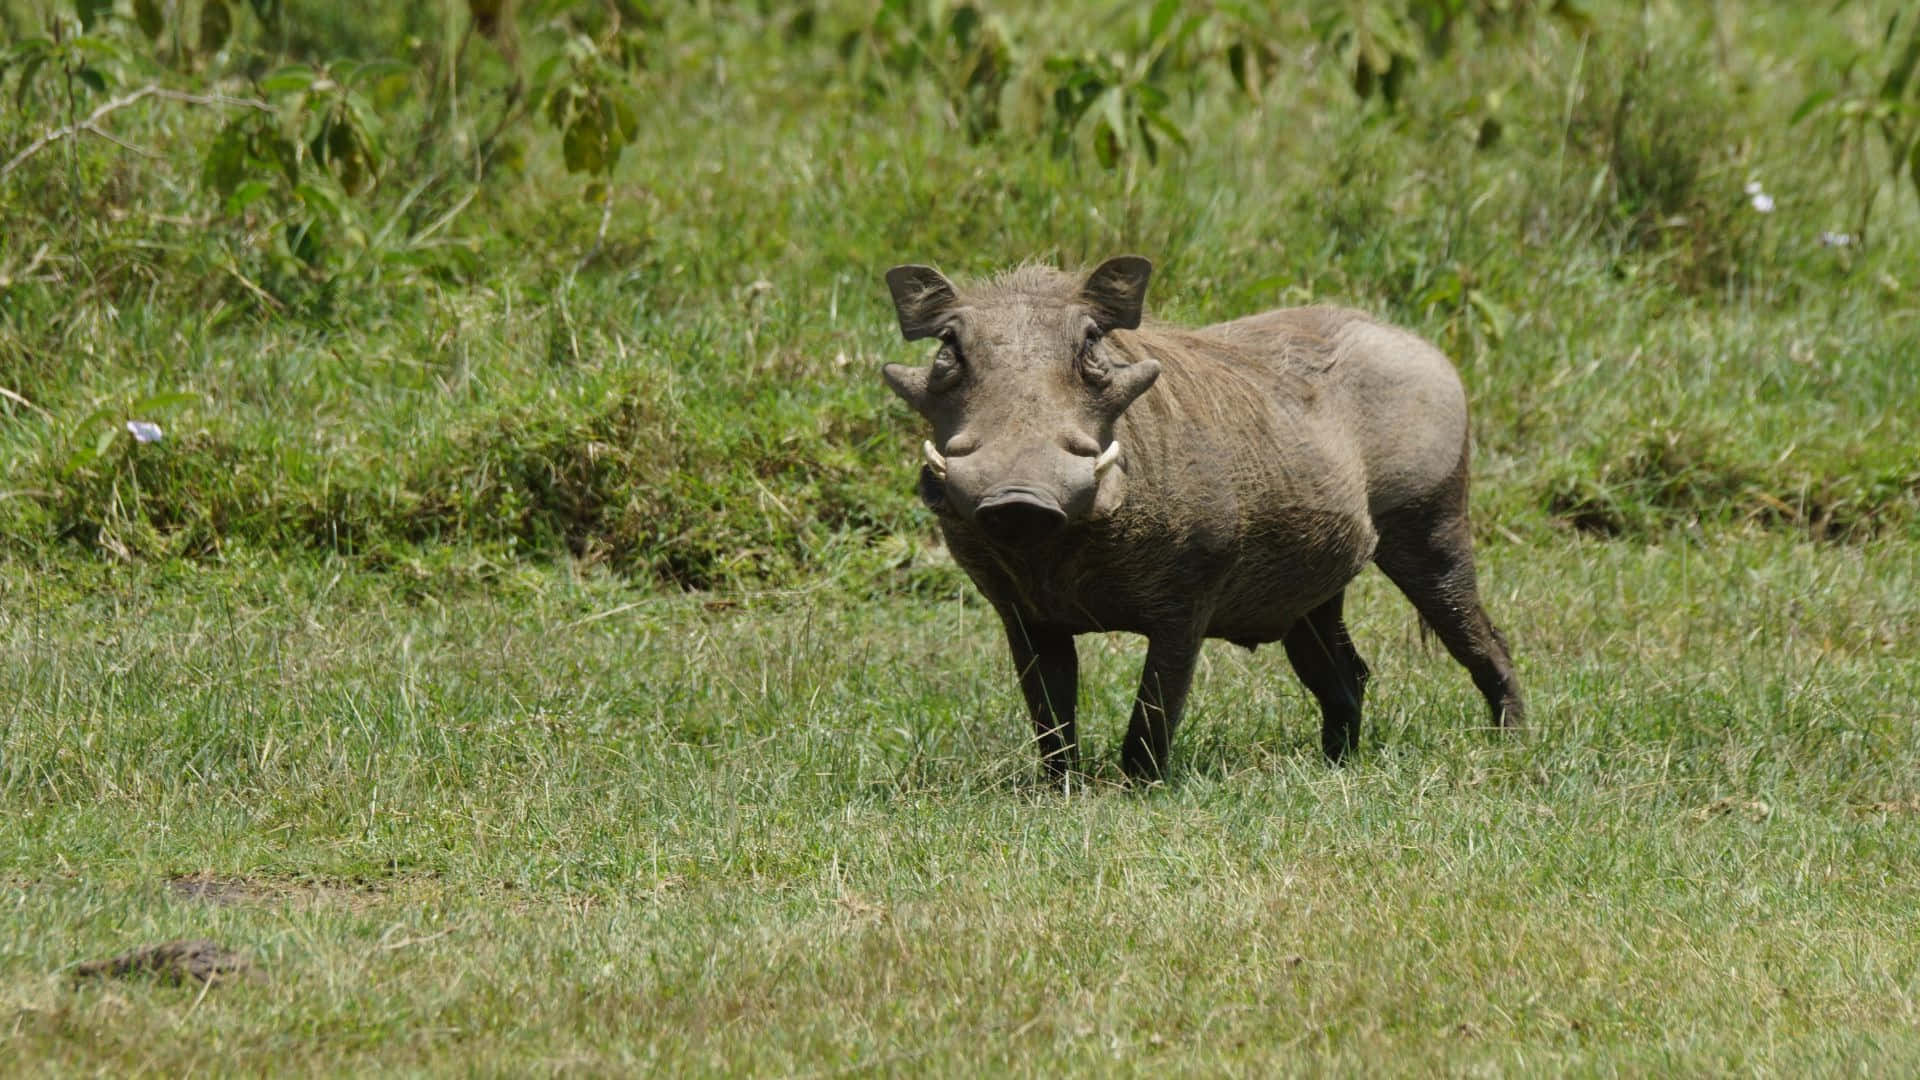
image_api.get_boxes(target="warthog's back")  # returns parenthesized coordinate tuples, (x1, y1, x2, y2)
(1190, 306, 1473, 521)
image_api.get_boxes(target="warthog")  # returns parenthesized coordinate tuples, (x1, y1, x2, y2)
(882, 256, 1524, 781)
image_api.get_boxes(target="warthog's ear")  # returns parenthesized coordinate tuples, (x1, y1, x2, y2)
(885, 264, 959, 341)
(1082, 255, 1153, 332)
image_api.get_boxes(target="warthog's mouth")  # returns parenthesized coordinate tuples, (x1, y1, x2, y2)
(972, 487, 1069, 547)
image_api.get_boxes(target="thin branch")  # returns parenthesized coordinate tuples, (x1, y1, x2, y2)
(1, 85, 273, 180)
(78, 123, 158, 160)
(411, 186, 477, 245)
(0, 386, 52, 418)
(573, 183, 616, 275)
(222, 261, 286, 312)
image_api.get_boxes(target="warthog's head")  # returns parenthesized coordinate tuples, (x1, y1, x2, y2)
(882, 257, 1163, 548)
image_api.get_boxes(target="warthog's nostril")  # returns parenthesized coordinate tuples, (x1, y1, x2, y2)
(974, 490, 1068, 546)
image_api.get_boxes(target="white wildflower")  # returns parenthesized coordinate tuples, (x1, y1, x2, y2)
(1819, 231, 1852, 247)
(126, 420, 163, 443)
(1750, 192, 1775, 213)
(1743, 180, 1764, 197)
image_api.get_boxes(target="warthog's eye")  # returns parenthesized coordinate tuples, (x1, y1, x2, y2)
(1077, 323, 1110, 387)
(929, 330, 964, 390)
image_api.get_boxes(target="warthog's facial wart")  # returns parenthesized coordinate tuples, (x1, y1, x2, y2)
(882, 256, 1162, 548)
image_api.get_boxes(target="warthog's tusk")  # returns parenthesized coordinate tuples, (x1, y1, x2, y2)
(1094, 442, 1121, 474)
(923, 440, 948, 479)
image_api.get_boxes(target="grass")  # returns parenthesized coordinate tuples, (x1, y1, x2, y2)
(2, 0, 1919, 1072)
(3, 540, 1918, 1071)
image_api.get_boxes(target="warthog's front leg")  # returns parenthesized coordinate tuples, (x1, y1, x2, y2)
(1121, 631, 1203, 782)
(1002, 615, 1079, 781)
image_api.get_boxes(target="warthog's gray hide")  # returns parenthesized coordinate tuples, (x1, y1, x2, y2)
(883, 257, 1524, 780)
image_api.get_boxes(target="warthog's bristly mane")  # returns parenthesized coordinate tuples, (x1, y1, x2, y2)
(958, 263, 1083, 306)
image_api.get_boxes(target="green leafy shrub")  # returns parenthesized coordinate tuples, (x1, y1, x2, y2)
(1792, 4, 1920, 243)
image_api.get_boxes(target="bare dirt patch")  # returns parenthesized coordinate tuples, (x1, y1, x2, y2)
(71, 940, 256, 987)
(165, 872, 385, 911)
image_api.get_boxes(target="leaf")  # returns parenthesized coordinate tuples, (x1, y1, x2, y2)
(1467, 290, 1511, 344)
(1381, 53, 1412, 106)
(468, 0, 507, 39)
(490, 135, 526, 176)
(344, 59, 412, 92)
(1141, 106, 1187, 151)
(785, 7, 816, 42)
(1477, 115, 1503, 150)
(1227, 42, 1256, 100)
(1878, 17, 1920, 103)
(1097, 86, 1129, 154)
(341, 90, 385, 143)
(285, 220, 323, 266)
(133, 0, 165, 41)
(71, 35, 132, 61)
(93, 423, 121, 463)
(1549, 0, 1595, 35)
(1585, 162, 1610, 208)
(200, 0, 232, 55)
(15, 55, 47, 110)
(70, 403, 116, 438)
(596, 95, 627, 162)
(75, 66, 107, 94)
(1790, 89, 1835, 126)
(262, 130, 300, 188)
(311, 106, 375, 195)
(226, 178, 273, 213)
(948, 3, 981, 48)
(201, 122, 249, 198)
(1162, 9, 1205, 57)
(1093, 122, 1119, 170)
(76, 0, 113, 31)
(260, 65, 318, 95)
(1147, 0, 1180, 45)
(544, 81, 577, 128)
(130, 391, 198, 413)
(562, 113, 604, 175)
(294, 182, 340, 220)
(1419, 271, 1462, 311)
(612, 94, 638, 142)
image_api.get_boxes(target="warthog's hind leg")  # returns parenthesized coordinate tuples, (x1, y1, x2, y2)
(1281, 590, 1372, 762)
(1120, 633, 1202, 782)
(1373, 497, 1525, 730)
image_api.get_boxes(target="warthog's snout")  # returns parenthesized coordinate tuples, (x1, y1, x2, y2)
(973, 488, 1068, 546)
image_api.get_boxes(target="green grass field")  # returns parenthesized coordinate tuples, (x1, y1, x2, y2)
(3, 0, 1919, 1073)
